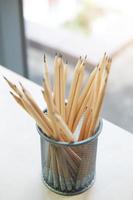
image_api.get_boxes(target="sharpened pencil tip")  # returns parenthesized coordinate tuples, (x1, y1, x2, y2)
(3, 75, 8, 81)
(43, 54, 46, 63)
(105, 55, 108, 61)
(19, 81, 22, 87)
(19, 82, 24, 91)
(58, 53, 62, 58)
(10, 91, 13, 95)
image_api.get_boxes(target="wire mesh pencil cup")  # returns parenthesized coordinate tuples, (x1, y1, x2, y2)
(37, 120, 102, 196)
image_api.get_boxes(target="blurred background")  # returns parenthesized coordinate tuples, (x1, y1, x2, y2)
(0, 0, 133, 132)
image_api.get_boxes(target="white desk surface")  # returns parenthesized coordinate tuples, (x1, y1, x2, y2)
(0, 66, 133, 200)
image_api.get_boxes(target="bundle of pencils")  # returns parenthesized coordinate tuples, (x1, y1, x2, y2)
(4, 53, 111, 192)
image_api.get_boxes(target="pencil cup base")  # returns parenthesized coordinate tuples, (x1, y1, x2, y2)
(42, 175, 95, 196)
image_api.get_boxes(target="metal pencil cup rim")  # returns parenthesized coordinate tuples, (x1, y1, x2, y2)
(36, 109, 103, 195)
(37, 121, 102, 146)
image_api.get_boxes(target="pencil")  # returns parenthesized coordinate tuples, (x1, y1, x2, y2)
(68, 62, 85, 130)
(66, 57, 82, 124)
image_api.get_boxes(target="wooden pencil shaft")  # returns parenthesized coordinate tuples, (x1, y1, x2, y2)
(65, 147, 81, 167)
(72, 77, 95, 132)
(58, 58, 61, 114)
(84, 93, 95, 136)
(50, 146, 59, 188)
(63, 66, 67, 122)
(57, 148, 73, 191)
(6, 80, 52, 136)
(85, 59, 108, 138)
(96, 56, 108, 98)
(79, 58, 111, 139)
(66, 58, 82, 122)
(43, 88, 54, 118)
(4, 77, 23, 97)
(47, 159, 53, 184)
(43, 90, 59, 139)
(53, 55, 58, 92)
(20, 94, 52, 136)
(88, 78, 107, 137)
(54, 56, 62, 112)
(106, 58, 111, 74)
(10, 92, 47, 133)
(54, 113, 74, 142)
(83, 109, 93, 140)
(21, 84, 53, 133)
(42, 90, 59, 115)
(43, 145, 51, 181)
(78, 86, 94, 140)
(62, 148, 78, 172)
(66, 72, 79, 123)
(10, 92, 26, 110)
(76, 66, 97, 111)
(92, 68, 100, 108)
(43, 55, 51, 91)
(75, 146, 89, 189)
(59, 58, 65, 119)
(56, 150, 66, 191)
(67, 64, 85, 130)
(86, 86, 103, 137)
(94, 77, 109, 130)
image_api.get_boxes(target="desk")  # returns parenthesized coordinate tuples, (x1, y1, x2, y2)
(0, 66, 133, 200)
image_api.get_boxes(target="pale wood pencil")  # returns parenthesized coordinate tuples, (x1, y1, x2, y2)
(21, 95, 52, 136)
(87, 77, 108, 137)
(63, 64, 67, 122)
(56, 149, 66, 191)
(83, 57, 108, 137)
(43, 80, 59, 139)
(43, 54, 51, 91)
(59, 58, 65, 120)
(76, 66, 97, 112)
(3, 76, 23, 97)
(68, 62, 85, 130)
(10, 91, 27, 111)
(5, 79, 52, 136)
(53, 54, 57, 103)
(57, 148, 73, 191)
(54, 55, 62, 113)
(10, 91, 48, 140)
(66, 58, 82, 123)
(78, 82, 94, 140)
(50, 145, 59, 188)
(72, 75, 95, 132)
(54, 113, 74, 142)
(20, 83, 54, 133)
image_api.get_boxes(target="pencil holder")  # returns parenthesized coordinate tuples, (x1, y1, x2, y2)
(37, 118, 102, 196)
